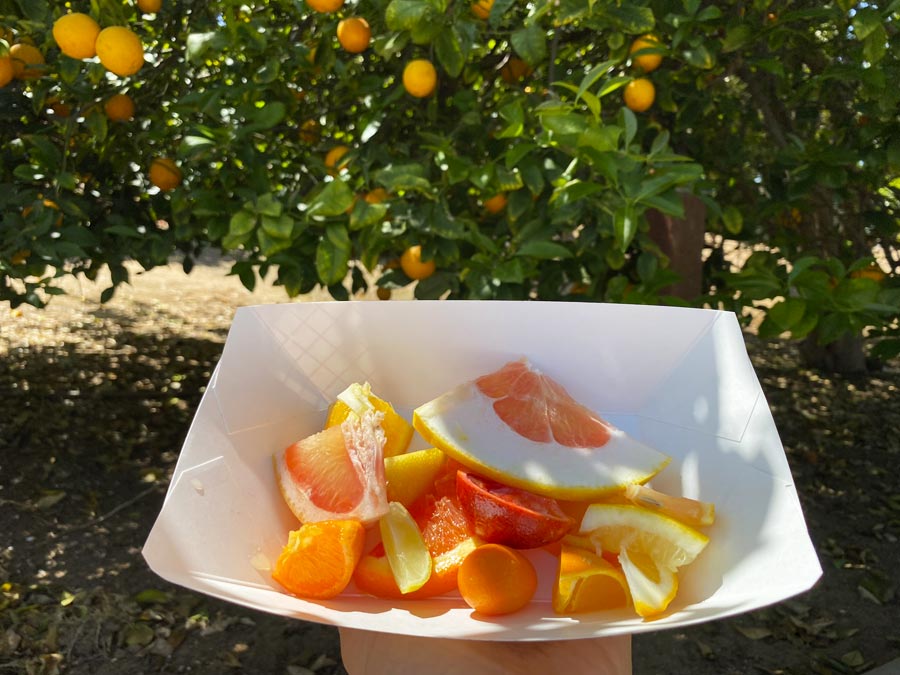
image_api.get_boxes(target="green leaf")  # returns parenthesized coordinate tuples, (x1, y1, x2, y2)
(505, 143, 538, 169)
(621, 107, 637, 148)
(768, 298, 807, 330)
(817, 313, 853, 345)
(682, 44, 715, 69)
(599, 4, 655, 33)
(256, 193, 282, 217)
(636, 252, 658, 283)
(578, 124, 621, 152)
(722, 205, 743, 234)
(246, 102, 286, 131)
(375, 163, 434, 194)
(498, 101, 525, 138)
(722, 24, 753, 53)
(852, 7, 882, 40)
(385, 0, 439, 32)
(551, 179, 603, 206)
(577, 60, 617, 101)
(614, 204, 637, 251)
(541, 112, 588, 137)
(308, 180, 355, 217)
(511, 24, 548, 66)
(316, 224, 351, 286)
(863, 26, 887, 64)
(435, 26, 467, 78)
(229, 210, 257, 236)
(261, 214, 294, 239)
(186, 31, 226, 64)
(258, 229, 293, 256)
(350, 201, 389, 230)
(516, 240, 573, 259)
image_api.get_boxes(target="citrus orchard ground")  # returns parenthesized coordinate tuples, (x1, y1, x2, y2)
(1, 260, 899, 673)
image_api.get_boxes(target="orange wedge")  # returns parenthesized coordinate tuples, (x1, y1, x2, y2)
(553, 543, 631, 614)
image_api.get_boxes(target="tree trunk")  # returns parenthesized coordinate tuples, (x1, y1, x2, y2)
(646, 193, 707, 301)
(798, 331, 869, 375)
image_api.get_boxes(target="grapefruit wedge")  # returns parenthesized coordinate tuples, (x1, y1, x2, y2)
(412, 358, 671, 500)
(274, 409, 389, 525)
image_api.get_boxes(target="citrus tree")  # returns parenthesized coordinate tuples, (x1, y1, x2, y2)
(1, 0, 898, 368)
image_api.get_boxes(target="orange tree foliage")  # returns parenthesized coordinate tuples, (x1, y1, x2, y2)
(1, 0, 899, 357)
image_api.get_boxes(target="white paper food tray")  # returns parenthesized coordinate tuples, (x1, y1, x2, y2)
(143, 301, 821, 641)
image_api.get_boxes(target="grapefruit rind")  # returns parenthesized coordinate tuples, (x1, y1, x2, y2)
(412, 365, 671, 500)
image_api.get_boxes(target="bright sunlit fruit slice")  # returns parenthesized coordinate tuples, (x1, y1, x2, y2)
(624, 484, 715, 529)
(618, 546, 679, 618)
(272, 519, 365, 599)
(456, 470, 574, 549)
(413, 358, 671, 500)
(457, 543, 538, 616)
(384, 447, 448, 509)
(553, 543, 631, 614)
(274, 410, 388, 525)
(380, 501, 433, 594)
(580, 504, 709, 572)
(326, 382, 413, 458)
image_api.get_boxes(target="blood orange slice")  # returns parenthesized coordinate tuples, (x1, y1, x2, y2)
(413, 358, 671, 500)
(274, 409, 389, 525)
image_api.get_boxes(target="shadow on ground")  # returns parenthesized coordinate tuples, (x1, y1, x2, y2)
(1, 301, 899, 674)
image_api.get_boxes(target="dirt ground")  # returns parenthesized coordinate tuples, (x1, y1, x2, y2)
(1, 258, 899, 674)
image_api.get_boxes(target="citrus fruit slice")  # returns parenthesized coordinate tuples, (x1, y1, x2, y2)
(579, 504, 709, 572)
(413, 358, 671, 500)
(272, 519, 365, 600)
(380, 501, 433, 594)
(274, 409, 388, 525)
(553, 543, 631, 614)
(458, 543, 537, 615)
(384, 447, 447, 509)
(618, 547, 679, 618)
(325, 382, 413, 458)
(623, 484, 715, 529)
(456, 470, 574, 549)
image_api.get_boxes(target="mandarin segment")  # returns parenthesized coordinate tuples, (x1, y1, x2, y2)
(325, 382, 413, 458)
(272, 519, 365, 599)
(553, 543, 631, 614)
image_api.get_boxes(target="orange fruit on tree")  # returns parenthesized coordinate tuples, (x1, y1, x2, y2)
(458, 543, 537, 615)
(337, 17, 371, 54)
(306, 0, 344, 13)
(23, 198, 62, 226)
(364, 187, 389, 204)
(10, 43, 46, 80)
(471, 0, 494, 19)
(402, 59, 437, 98)
(629, 34, 663, 73)
(47, 97, 72, 117)
(299, 118, 320, 143)
(324, 381, 414, 458)
(499, 57, 532, 84)
(137, 0, 162, 13)
(95, 26, 144, 76)
(52, 13, 101, 60)
(553, 542, 631, 614)
(483, 193, 507, 214)
(0, 56, 13, 88)
(400, 244, 436, 280)
(325, 145, 350, 175)
(148, 157, 182, 191)
(274, 410, 389, 525)
(413, 358, 671, 500)
(104, 93, 135, 121)
(10, 249, 31, 266)
(623, 77, 655, 113)
(272, 519, 365, 599)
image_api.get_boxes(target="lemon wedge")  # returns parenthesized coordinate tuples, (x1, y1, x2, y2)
(379, 501, 433, 594)
(618, 547, 679, 618)
(580, 504, 709, 571)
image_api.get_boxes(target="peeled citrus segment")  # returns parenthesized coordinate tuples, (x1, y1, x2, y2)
(580, 504, 709, 572)
(413, 358, 671, 500)
(380, 502, 433, 594)
(274, 409, 388, 525)
(618, 547, 678, 618)
(384, 447, 447, 509)
(624, 483, 716, 528)
(553, 543, 631, 614)
(326, 382, 413, 458)
(272, 519, 365, 600)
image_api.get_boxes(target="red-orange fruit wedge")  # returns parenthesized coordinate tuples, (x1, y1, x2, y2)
(413, 358, 671, 500)
(274, 410, 388, 525)
(456, 470, 574, 549)
(272, 519, 365, 600)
